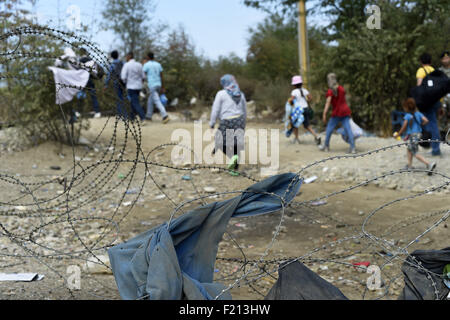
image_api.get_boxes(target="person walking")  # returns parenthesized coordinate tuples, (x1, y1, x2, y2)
(288, 75, 321, 145)
(416, 53, 442, 156)
(393, 98, 436, 173)
(210, 74, 247, 175)
(438, 51, 450, 136)
(79, 48, 101, 118)
(142, 52, 169, 123)
(439, 51, 450, 78)
(120, 52, 146, 122)
(319, 73, 355, 153)
(104, 50, 126, 119)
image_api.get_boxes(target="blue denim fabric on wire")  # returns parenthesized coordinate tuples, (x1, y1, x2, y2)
(108, 173, 303, 300)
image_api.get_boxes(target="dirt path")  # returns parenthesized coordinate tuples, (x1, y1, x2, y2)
(0, 114, 448, 300)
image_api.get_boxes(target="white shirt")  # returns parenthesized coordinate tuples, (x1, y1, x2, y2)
(121, 59, 145, 90)
(291, 88, 310, 109)
(210, 90, 247, 127)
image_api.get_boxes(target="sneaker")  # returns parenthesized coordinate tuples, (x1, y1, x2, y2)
(162, 116, 170, 124)
(228, 170, 240, 177)
(318, 144, 329, 152)
(75, 111, 81, 118)
(348, 147, 356, 154)
(145, 117, 152, 121)
(402, 165, 413, 170)
(93, 112, 101, 118)
(315, 137, 322, 146)
(427, 162, 436, 176)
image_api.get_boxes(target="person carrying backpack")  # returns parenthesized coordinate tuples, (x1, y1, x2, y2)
(394, 98, 436, 174)
(416, 53, 443, 156)
(104, 50, 126, 119)
(438, 51, 450, 140)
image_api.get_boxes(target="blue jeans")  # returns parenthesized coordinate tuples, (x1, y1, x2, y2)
(127, 89, 145, 121)
(422, 101, 441, 155)
(114, 84, 126, 119)
(146, 86, 167, 119)
(85, 78, 100, 113)
(324, 116, 355, 149)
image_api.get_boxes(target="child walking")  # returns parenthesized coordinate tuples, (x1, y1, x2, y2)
(287, 76, 321, 145)
(394, 98, 436, 174)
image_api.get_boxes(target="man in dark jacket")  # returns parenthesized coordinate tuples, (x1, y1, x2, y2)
(79, 48, 101, 118)
(104, 50, 126, 118)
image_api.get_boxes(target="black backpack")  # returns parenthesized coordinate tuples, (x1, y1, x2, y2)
(80, 56, 105, 80)
(94, 62, 105, 80)
(410, 68, 450, 112)
(112, 60, 125, 86)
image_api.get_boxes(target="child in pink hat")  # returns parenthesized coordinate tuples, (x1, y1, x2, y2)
(286, 75, 321, 145)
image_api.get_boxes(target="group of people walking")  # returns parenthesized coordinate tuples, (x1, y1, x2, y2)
(55, 47, 447, 176)
(281, 50, 449, 174)
(104, 50, 170, 124)
(285, 72, 357, 154)
(392, 51, 449, 173)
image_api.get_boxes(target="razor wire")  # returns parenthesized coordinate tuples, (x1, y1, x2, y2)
(0, 25, 449, 300)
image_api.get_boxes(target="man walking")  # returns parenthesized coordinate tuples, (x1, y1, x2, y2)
(121, 52, 146, 122)
(416, 53, 442, 156)
(438, 51, 450, 141)
(79, 48, 101, 118)
(104, 50, 126, 118)
(143, 52, 169, 123)
(439, 51, 450, 78)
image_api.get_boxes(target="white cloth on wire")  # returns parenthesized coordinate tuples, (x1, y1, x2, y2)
(48, 66, 90, 105)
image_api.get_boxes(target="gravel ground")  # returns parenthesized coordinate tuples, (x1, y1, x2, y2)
(0, 115, 448, 300)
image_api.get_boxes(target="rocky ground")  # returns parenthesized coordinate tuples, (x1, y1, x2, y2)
(0, 113, 448, 300)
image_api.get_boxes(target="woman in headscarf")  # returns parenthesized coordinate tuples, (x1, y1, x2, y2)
(319, 73, 356, 154)
(210, 74, 247, 174)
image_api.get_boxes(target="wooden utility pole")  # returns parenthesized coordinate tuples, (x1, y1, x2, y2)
(297, 0, 309, 87)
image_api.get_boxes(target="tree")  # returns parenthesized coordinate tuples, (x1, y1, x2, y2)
(243, 0, 297, 13)
(245, 0, 450, 135)
(310, 1, 450, 134)
(158, 26, 202, 104)
(247, 14, 299, 81)
(101, 0, 166, 57)
(1, 1, 94, 144)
